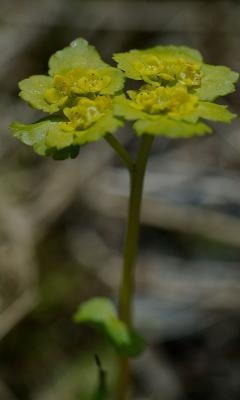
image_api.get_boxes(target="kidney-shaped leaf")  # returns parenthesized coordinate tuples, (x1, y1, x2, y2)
(74, 297, 146, 358)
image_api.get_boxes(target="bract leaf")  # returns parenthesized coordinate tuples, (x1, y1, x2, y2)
(49, 38, 107, 75)
(10, 118, 79, 159)
(114, 94, 235, 137)
(19, 75, 58, 113)
(134, 117, 212, 137)
(195, 64, 239, 101)
(185, 101, 236, 123)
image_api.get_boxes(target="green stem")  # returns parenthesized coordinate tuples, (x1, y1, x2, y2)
(105, 134, 133, 173)
(117, 134, 154, 400)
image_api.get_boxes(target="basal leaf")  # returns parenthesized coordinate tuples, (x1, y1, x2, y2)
(74, 297, 146, 358)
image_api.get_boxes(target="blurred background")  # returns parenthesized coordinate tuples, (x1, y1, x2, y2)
(0, 0, 240, 399)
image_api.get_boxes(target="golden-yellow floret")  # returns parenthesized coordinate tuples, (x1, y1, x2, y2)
(60, 95, 112, 131)
(134, 56, 202, 88)
(128, 85, 198, 118)
(44, 68, 112, 109)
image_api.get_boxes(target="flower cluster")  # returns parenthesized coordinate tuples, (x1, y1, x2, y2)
(113, 45, 238, 137)
(128, 85, 198, 117)
(11, 39, 238, 156)
(11, 38, 124, 158)
(133, 56, 202, 88)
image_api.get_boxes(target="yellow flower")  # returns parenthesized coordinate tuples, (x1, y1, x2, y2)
(113, 45, 239, 100)
(133, 56, 202, 88)
(44, 68, 113, 109)
(17, 38, 124, 115)
(128, 85, 198, 119)
(69, 69, 112, 94)
(114, 83, 236, 138)
(60, 95, 112, 131)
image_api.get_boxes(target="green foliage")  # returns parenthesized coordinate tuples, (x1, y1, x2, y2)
(195, 64, 239, 101)
(11, 38, 125, 159)
(133, 118, 211, 138)
(48, 38, 110, 75)
(9, 38, 240, 399)
(113, 45, 203, 81)
(74, 298, 146, 358)
(10, 118, 80, 158)
(19, 75, 58, 113)
(113, 89, 235, 137)
(11, 39, 238, 151)
(113, 44, 238, 137)
(113, 45, 238, 100)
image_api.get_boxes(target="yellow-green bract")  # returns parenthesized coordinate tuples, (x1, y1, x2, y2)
(10, 40, 238, 158)
(113, 45, 239, 100)
(113, 45, 238, 137)
(11, 38, 124, 159)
